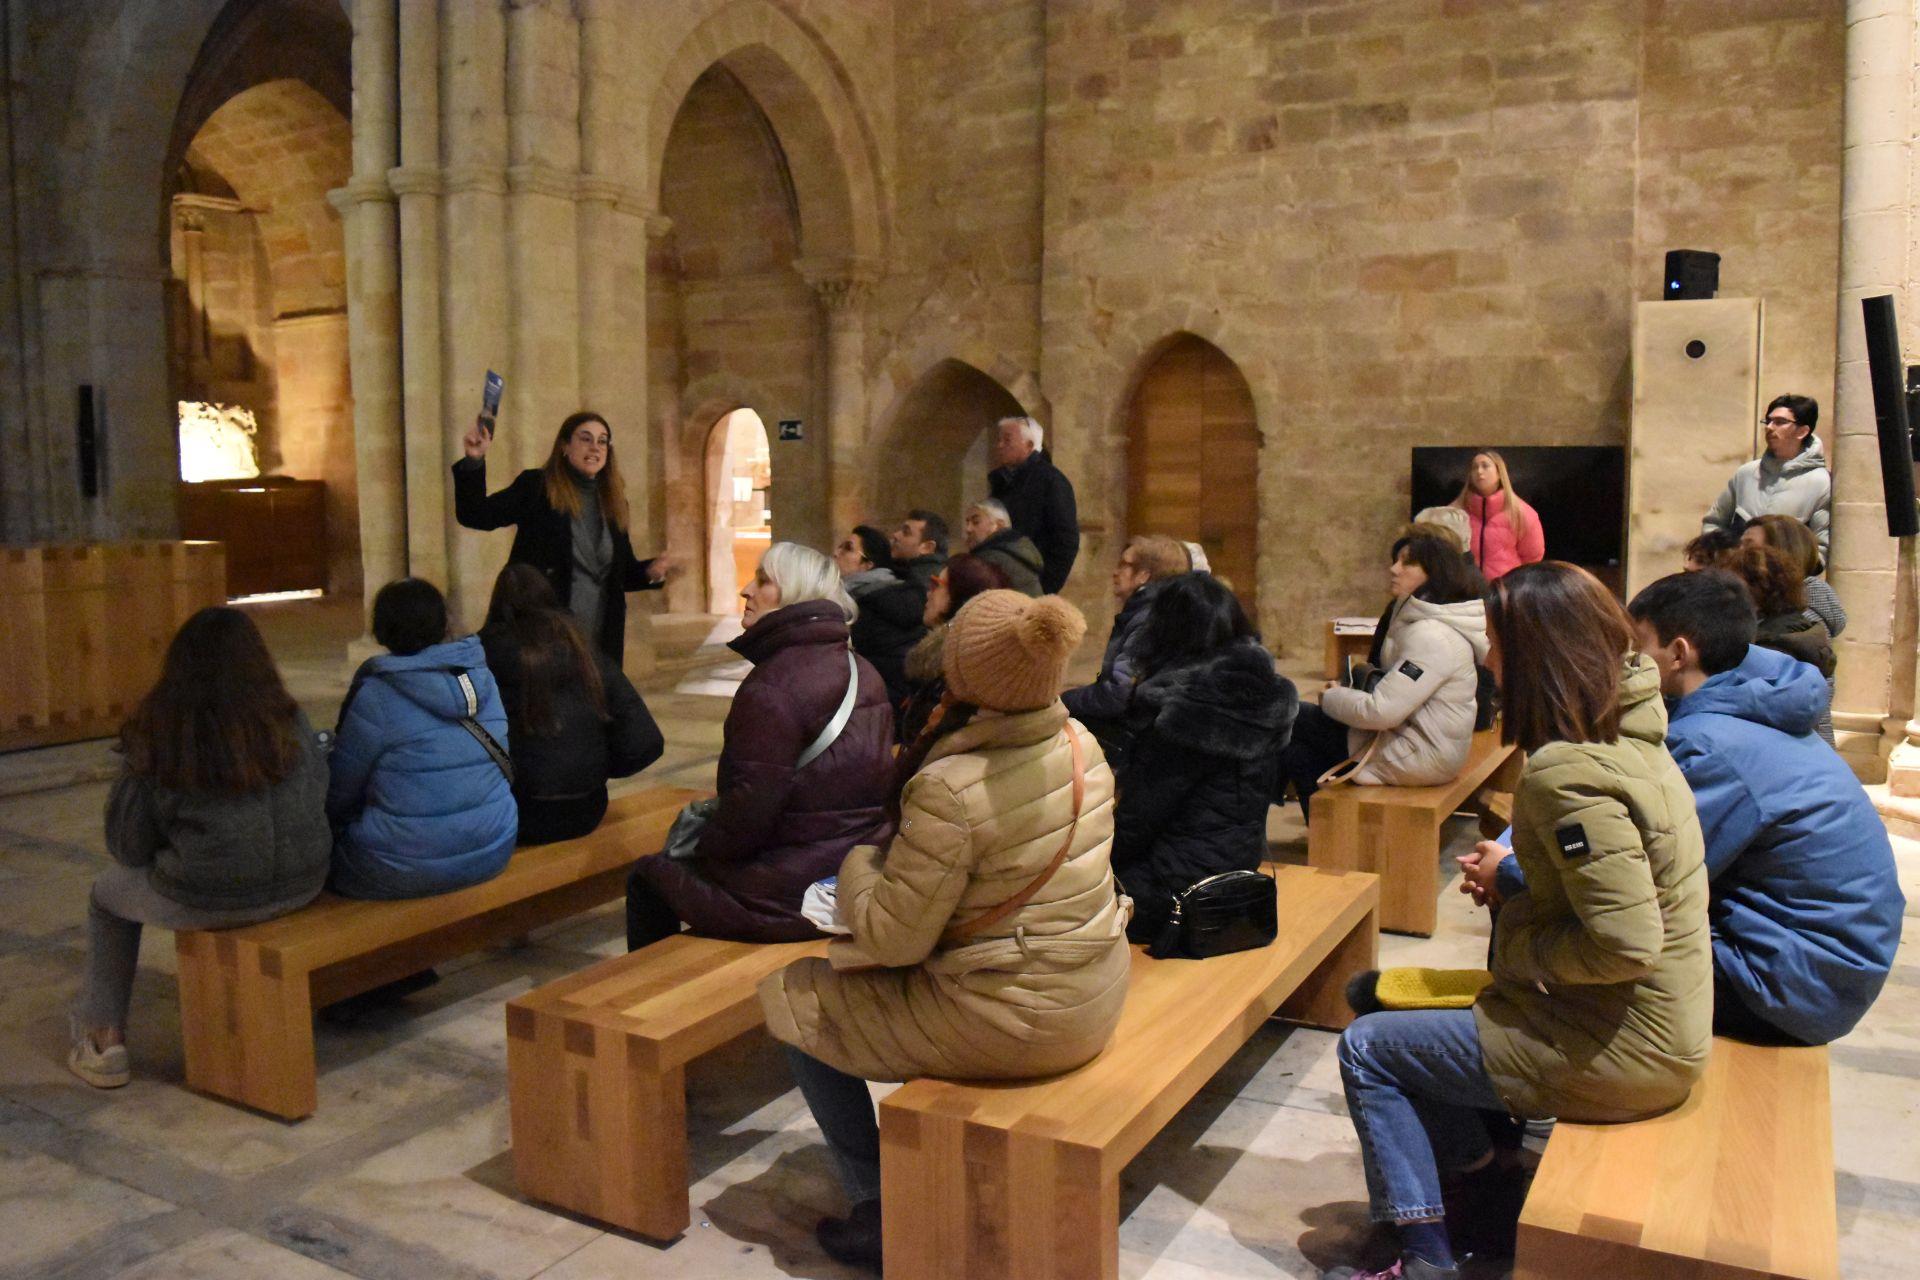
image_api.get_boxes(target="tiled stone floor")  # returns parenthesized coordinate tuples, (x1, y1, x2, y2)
(2, 600, 1915, 1278)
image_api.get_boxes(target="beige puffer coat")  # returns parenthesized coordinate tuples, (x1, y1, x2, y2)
(1319, 595, 1488, 785)
(1474, 655, 1712, 1122)
(759, 701, 1133, 1082)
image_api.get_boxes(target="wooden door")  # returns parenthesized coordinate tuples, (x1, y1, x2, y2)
(1126, 335, 1260, 609)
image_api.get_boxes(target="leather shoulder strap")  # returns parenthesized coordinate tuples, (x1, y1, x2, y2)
(944, 726, 1086, 943)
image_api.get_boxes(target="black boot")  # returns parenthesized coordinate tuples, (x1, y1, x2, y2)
(816, 1198, 882, 1273)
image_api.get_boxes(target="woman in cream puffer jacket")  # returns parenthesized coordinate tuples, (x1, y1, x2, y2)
(1311, 534, 1488, 792)
(759, 591, 1131, 1267)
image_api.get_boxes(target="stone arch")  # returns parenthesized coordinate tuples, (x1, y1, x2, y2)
(646, 0, 885, 262)
(662, 375, 781, 613)
(869, 358, 1027, 528)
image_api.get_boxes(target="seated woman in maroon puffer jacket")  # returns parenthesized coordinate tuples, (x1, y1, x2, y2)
(625, 542, 895, 948)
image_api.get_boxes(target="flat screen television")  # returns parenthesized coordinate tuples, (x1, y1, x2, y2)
(1410, 446, 1627, 570)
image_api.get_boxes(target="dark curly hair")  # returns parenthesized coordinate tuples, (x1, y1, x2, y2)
(1716, 543, 1807, 617)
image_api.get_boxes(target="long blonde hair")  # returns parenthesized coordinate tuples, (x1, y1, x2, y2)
(542, 410, 630, 532)
(1453, 448, 1525, 539)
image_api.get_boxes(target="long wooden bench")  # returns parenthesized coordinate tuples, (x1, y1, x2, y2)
(1307, 726, 1521, 936)
(1516, 1037, 1837, 1280)
(505, 931, 830, 1240)
(878, 863, 1379, 1280)
(173, 785, 702, 1120)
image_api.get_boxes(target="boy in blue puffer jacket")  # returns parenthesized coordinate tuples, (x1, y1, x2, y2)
(328, 578, 519, 898)
(1625, 570, 1902, 1044)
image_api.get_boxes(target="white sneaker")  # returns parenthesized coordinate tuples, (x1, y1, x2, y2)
(68, 1031, 130, 1089)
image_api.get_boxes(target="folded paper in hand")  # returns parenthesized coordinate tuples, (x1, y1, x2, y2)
(801, 876, 850, 935)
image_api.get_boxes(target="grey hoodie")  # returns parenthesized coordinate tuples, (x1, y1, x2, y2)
(1702, 435, 1832, 557)
(1319, 594, 1489, 786)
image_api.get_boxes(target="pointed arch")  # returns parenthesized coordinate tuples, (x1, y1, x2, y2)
(647, 0, 885, 262)
(1122, 333, 1262, 611)
(869, 358, 1026, 525)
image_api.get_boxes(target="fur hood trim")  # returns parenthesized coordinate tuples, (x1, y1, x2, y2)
(1134, 641, 1295, 759)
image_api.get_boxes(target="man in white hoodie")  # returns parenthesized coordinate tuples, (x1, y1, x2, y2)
(1702, 394, 1831, 559)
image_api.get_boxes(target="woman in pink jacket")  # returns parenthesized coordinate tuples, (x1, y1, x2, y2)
(1452, 449, 1544, 581)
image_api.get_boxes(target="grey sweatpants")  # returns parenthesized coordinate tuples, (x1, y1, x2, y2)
(74, 864, 314, 1033)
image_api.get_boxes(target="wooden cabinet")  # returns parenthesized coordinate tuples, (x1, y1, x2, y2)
(178, 478, 327, 599)
(0, 541, 227, 752)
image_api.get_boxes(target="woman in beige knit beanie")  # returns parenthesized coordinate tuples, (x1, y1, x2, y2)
(758, 589, 1131, 1269)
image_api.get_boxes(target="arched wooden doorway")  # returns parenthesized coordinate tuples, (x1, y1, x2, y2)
(1125, 335, 1260, 609)
(705, 409, 772, 613)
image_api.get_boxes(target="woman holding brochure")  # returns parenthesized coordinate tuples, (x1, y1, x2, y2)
(758, 590, 1131, 1271)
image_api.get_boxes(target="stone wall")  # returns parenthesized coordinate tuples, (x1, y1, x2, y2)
(1039, 0, 1844, 656)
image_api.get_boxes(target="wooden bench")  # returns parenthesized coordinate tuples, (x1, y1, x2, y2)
(1516, 1037, 1837, 1280)
(173, 785, 702, 1120)
(1307, 726, 1521, 936)
(878, 863, 1378, 1280)
(505, 930, 830, 1240)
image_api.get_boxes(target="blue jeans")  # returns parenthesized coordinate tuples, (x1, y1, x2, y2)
(784, 1047, 882, 1205)
(1337, 1009, 1509, 1224)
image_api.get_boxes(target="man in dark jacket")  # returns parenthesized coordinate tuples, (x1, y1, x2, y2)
(836, 525, 923, 705)
(988, 416, 1080, 594)
(885, 510, 948, 602)
(1061, 535, 1191, 764)
(963, 499, 1045, 596)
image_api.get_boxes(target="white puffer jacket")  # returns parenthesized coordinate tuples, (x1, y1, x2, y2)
(1319, 595, 1488, 786)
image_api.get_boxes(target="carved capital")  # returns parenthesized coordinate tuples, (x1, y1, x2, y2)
(793, 255, 881, 312)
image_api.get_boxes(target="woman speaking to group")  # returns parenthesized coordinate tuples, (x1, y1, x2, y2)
(454, 411, 676, 659)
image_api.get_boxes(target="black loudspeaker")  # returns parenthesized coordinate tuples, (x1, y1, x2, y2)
(1663, 250, 1720, 301)
(1862, 294, 1919, 538)
(76, 384, 100, 499)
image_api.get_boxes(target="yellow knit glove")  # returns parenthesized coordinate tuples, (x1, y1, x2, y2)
(1374, 967, 1493, 1010)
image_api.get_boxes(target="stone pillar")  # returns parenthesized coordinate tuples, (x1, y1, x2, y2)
(331, 0, 404, 614)
(439, 0, 510, 632)
(392, 0, 445, 588)
(505, 0, 581, 473)
(577, 0, 650, 533)
(1839, 0, 1920, 787)
(795, 256, 880, 542)
(178, 206, 209, 363)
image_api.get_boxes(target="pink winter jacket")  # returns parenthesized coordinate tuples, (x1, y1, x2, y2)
(1460, 490, 1544, 581)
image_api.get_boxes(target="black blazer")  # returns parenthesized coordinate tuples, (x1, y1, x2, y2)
(452, 458, 662, 657)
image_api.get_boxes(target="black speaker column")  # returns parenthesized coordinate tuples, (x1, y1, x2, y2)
(76, 384, 100, 499)
(1862, 294, 1919, 538)
(1663, 250, 1720, 301)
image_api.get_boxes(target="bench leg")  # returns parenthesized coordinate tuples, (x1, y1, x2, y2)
(175, 931, 316, 1120)
(1375, 809, 1440, 936)
(883, 1108, 1117, 1280)
(1280, 906, 1379, 1031)
(507, 1007, 689, 1241)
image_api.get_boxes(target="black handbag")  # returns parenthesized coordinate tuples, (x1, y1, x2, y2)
(1147, 869, 1278, 960)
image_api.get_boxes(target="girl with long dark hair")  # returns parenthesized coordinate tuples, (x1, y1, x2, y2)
(455, 410, 677, 658)
(1112, 573, 1296, 942)
(1327, 563, 1710, 1280)
(480, 564, 665, 845)
(69, 608, 331, 1089)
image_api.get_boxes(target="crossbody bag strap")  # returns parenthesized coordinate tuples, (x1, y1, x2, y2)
(944, 725, 1086, 943)
(797, 649, 860, 770)
(1316, 724, 1385, 790)
(453, 669, 515, 786)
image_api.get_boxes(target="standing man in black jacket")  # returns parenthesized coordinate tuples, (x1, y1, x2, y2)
(988, 416, 1080, 594)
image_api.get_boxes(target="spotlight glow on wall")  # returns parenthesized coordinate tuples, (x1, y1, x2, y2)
(177, 401, 261, 483)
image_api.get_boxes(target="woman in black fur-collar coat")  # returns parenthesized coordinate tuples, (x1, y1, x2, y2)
(1110, 574, 1297, 944)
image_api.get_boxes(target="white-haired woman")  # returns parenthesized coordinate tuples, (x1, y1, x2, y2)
(624, 543, 896, 948)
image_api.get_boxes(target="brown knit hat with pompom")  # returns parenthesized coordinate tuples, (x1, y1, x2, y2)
(943, 590, 1088, 712)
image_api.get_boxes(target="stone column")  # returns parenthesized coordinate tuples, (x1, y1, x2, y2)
(505, 0, 581, 473)
(392, 0, 445, 588)
(1839, 0, 1920, 786)
(331, 0, 404, 614)
(795, 256, 880, 542)
(177, 206, 209, 364)
(577, 0, 650, 533)
(439, 0, 510, 632)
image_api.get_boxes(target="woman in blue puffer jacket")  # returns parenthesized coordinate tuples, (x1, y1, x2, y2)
(328, 578, 519, 898)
